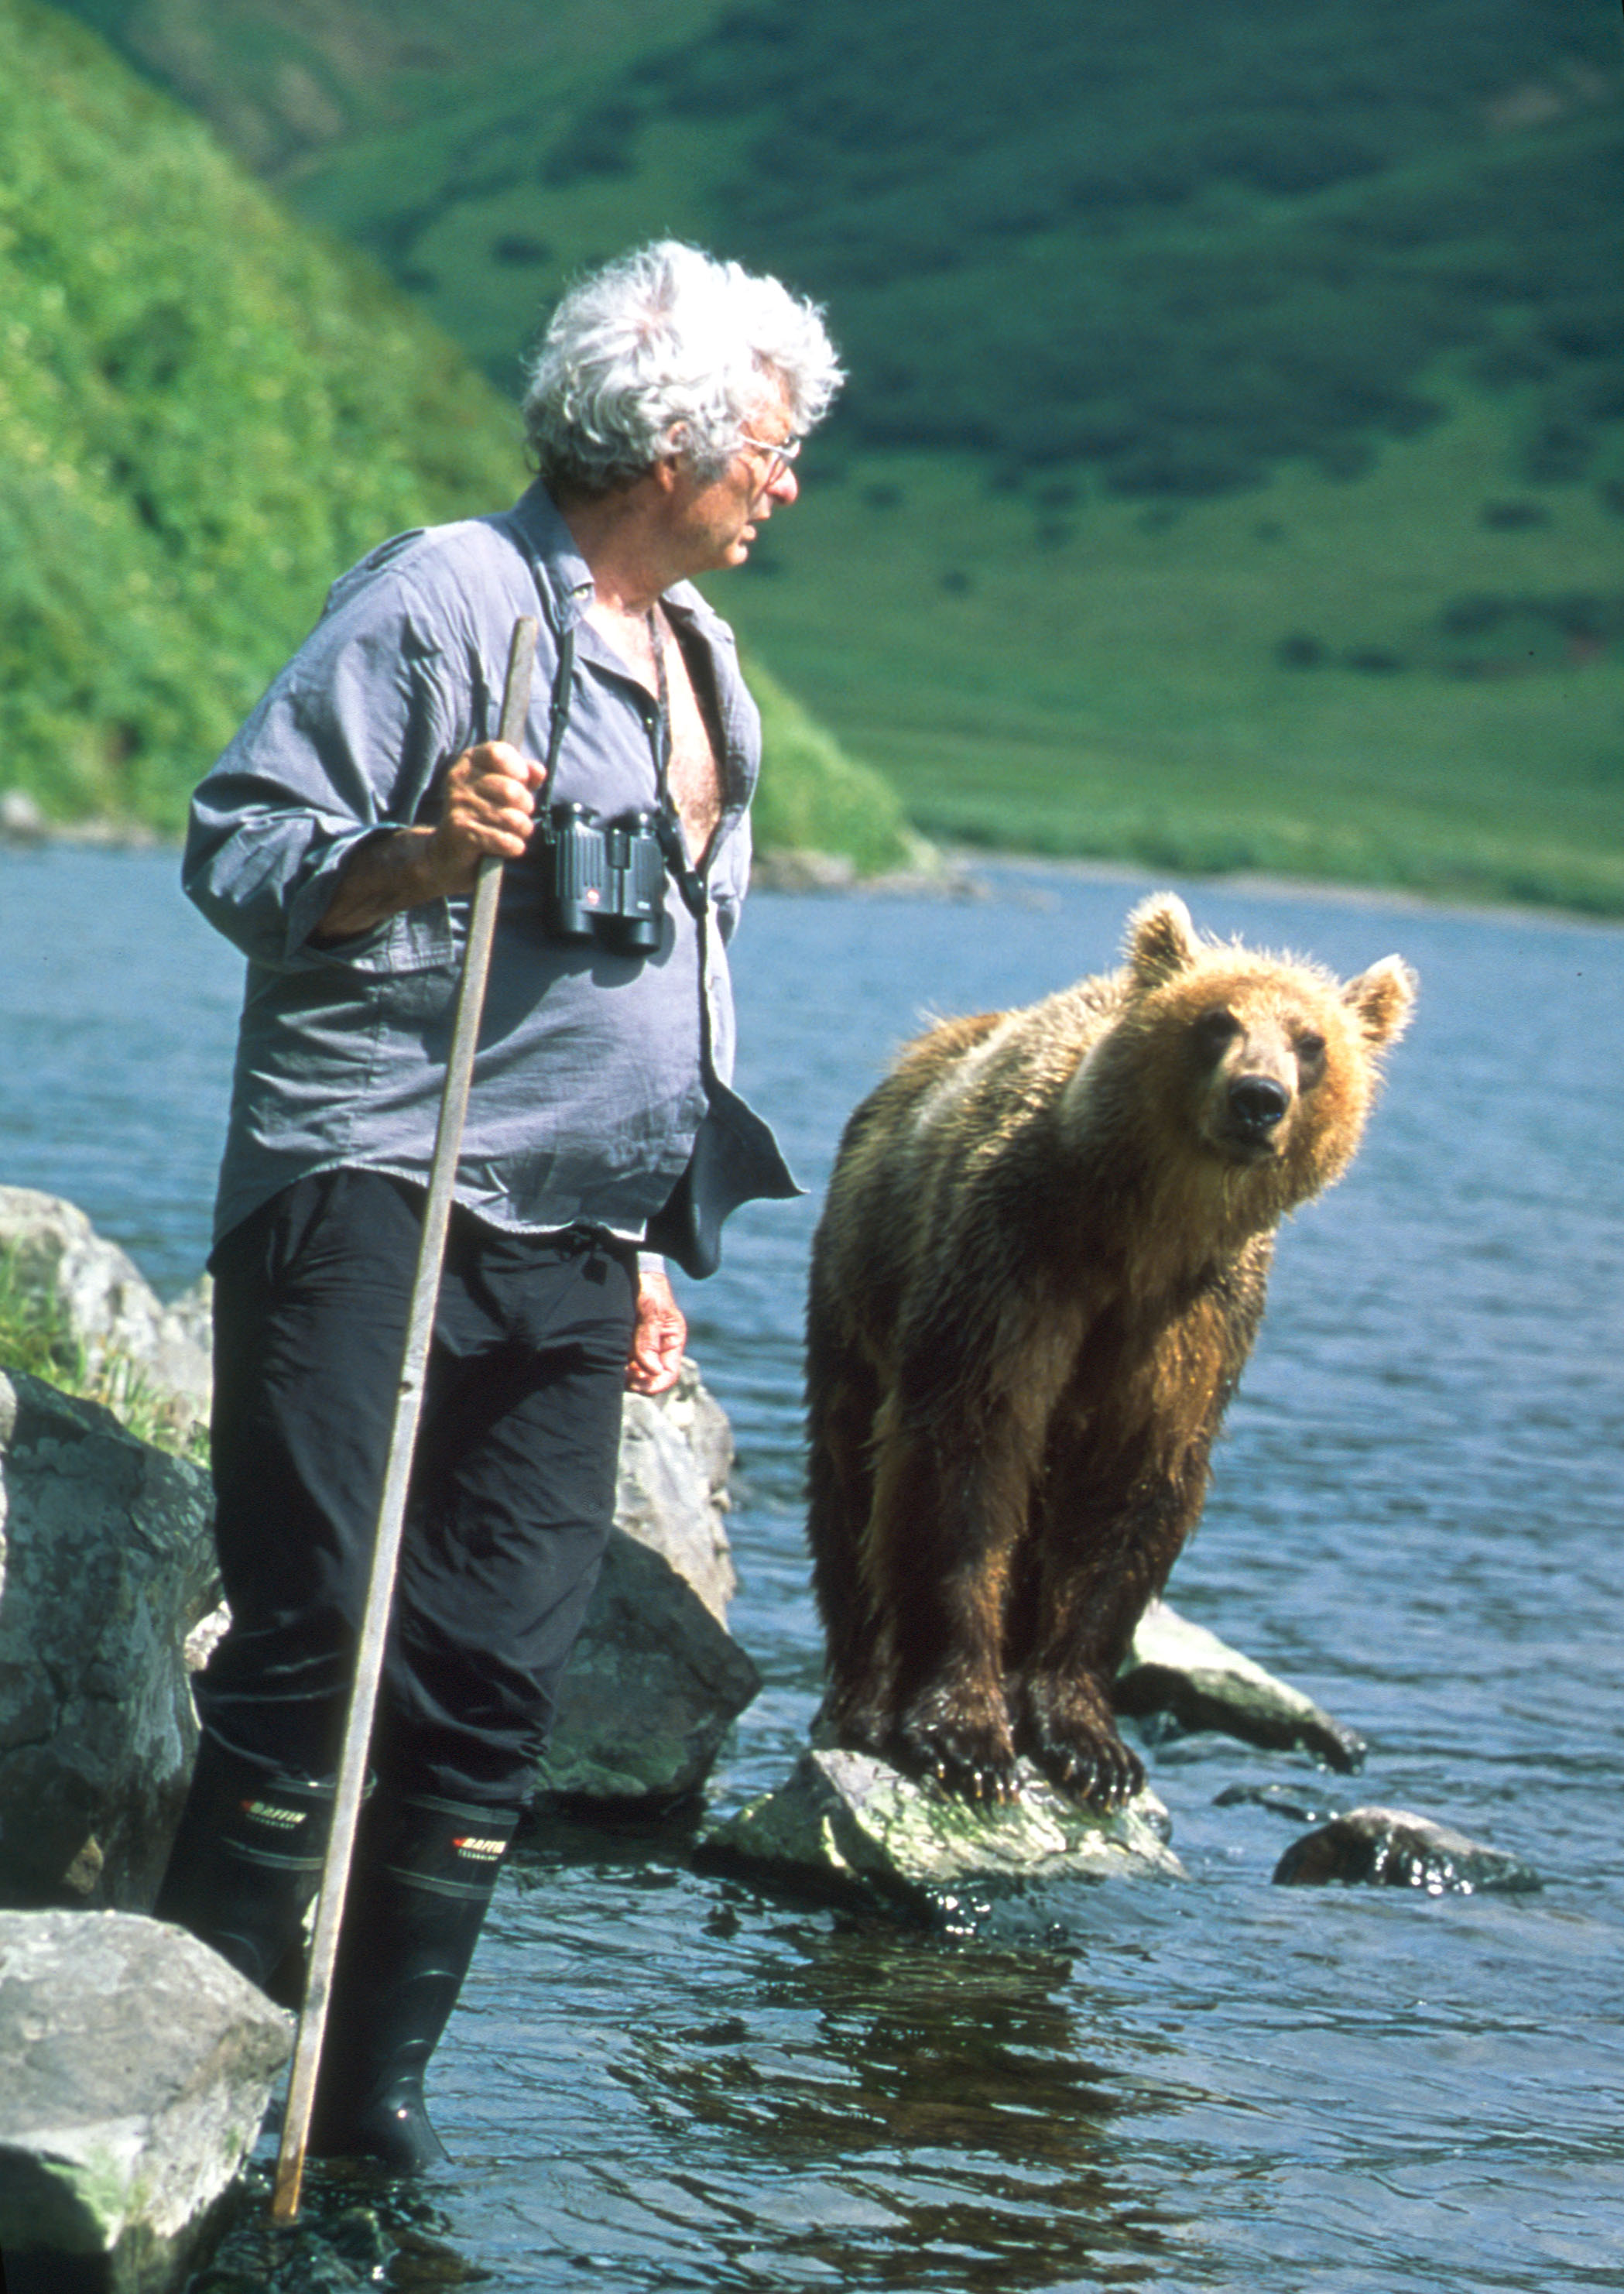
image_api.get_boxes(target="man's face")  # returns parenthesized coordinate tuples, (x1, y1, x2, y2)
(662, 380, 801, 576)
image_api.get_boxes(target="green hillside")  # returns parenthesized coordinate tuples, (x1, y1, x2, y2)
(0, 0, 519, 827)
(0, 0, 907, 862)
(39, 0, 1624, 910)
(120, 0, 1620, 499)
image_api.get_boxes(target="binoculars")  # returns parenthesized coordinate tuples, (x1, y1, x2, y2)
(535, 801, 666, 955)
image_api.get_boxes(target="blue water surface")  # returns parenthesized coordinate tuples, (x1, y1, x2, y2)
(2, 845, 1620, 2292)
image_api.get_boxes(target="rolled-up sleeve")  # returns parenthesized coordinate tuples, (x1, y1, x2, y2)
(183, 564, 468, 969)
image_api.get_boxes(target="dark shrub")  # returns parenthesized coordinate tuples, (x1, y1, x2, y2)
(1276, 633, 1328, 669)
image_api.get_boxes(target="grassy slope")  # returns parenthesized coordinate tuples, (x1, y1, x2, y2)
(715, 380, 1624, 913)
(1, 0, 905, 862)
(372, 94, 1624, 913)
(61, 0, 720, 177)
(50, 0, 1624, 910)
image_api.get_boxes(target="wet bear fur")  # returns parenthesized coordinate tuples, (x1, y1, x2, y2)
(805, 892, 1416, 1809)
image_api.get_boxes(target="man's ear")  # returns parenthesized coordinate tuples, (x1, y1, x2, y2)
(650, 424, 692, 492)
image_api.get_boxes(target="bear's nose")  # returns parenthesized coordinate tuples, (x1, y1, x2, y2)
(1228, 1075, 1292, 1131)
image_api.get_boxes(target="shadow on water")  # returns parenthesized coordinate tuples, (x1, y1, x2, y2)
(196, 1904, 1197, 2294)
(608, 1925, 1193, 2293)
(429, 1816, 1212, 2292)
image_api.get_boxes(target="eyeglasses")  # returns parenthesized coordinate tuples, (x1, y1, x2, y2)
(737, 429, 804, 485)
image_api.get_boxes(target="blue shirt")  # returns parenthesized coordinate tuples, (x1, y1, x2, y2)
(184, 483, 761, 1246)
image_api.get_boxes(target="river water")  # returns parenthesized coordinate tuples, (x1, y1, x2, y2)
(2, 845, 1621, 2292)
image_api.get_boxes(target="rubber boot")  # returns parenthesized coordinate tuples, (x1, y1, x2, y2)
(152, 1732, 334, 2008)
(308, 1790, 519, 2171)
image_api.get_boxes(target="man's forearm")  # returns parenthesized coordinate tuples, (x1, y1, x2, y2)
(312, 827, 447, 941)
(312, 739, 544, 942)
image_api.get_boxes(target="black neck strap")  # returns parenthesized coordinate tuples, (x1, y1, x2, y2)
(644, 606, 708, 921)
(543, 623, 575, 784)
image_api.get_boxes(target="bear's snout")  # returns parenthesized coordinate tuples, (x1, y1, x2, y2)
(1228, 1074, 1293, 1135)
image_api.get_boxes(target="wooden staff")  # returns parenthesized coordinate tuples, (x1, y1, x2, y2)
(271, 614, 540, 2224)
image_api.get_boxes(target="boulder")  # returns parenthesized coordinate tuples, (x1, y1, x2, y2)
(534, 1360, 761, 1808)
(1273, 1805, 1542, 1895)
(0, 1346, 759, 1849)
(0, 790, 47, 843)
(0, 1189, 211, 1443)
(611, 1360, 738, 1624)
(0, 1373, 218, 1912)
(697, 1747, 1184, 1923)
(0, 1183, 759, 1817)
(0, 1909, 292, 2294)
(1116, 1599, 1367, 1772)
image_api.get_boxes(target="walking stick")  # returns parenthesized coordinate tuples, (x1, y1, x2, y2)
(271, 614, 540, 2224)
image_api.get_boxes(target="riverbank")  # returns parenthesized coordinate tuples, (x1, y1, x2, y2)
(11, 797, 1623, 931)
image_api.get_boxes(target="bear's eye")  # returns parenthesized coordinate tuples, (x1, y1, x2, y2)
(1193, 1008, 1241, 1060)
(1295, 1030, 1327, 1082)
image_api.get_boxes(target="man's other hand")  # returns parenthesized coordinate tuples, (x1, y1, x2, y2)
(626, 1261, 686, 1394)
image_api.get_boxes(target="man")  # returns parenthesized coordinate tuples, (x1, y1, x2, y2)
(155, 242, 842, 2169)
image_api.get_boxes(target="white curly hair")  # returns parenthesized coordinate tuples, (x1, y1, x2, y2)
(522, 240, 843, 496)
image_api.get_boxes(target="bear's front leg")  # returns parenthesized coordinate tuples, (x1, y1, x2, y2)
(1016, 1459, 1204, 1809)
(862, 1412, 1030, 1805)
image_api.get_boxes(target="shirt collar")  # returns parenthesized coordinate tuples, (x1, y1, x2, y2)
(509, 481, 595, 633)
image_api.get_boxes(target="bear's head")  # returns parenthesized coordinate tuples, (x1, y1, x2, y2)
(1091, 893, 1416, 1226)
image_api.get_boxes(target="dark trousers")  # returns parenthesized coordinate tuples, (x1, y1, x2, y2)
(196, 1168, 637, 1807)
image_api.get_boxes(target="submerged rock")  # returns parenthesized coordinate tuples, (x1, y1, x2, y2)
(536, 1363, 761, 1809)
(0, 1909, 292, 2294)
(1212, 1780, 1352, 1825)
(1272, 1805, 1542, 1895)
(1116, 1600, 1367, 1771)
(0, 1372, 218, 1912)
(698, 1747, 1184, 1922)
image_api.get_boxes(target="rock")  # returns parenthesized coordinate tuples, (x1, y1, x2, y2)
(1116, 1600, 1367, 1772)
(1273, 1806, 1542, 1895)
(0, 1189, 211, 1442)
(611, 1359, 738, 1624)
(749, 848, 858, 892)
(0, 1185, 758, 1820)
(0, 1909, 292, 2293)
(0, 1372, 218, 1912)
(185, 2185, 392, 2294)
(0, 790, 47, 843)
(535, 1363, 761, 1807)
(182, 1603, 231, 1675)
(750, 840, 984, 900)
(697, 1747, 1184, 1922)
(1212, 1781, 1352, 1825)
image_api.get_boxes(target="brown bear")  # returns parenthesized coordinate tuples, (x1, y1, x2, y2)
(805, 891, 1415, 1810)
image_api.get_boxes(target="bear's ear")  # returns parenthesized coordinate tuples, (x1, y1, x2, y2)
(1125, 893, 1198, 990)
(1341, 955, 1417, 1047)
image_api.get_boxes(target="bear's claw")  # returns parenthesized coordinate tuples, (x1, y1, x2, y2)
(1019, 1674, 1146, 1811)
(1033, 1732, 1144, 1812)
(895, 1694, 1020, 1806)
